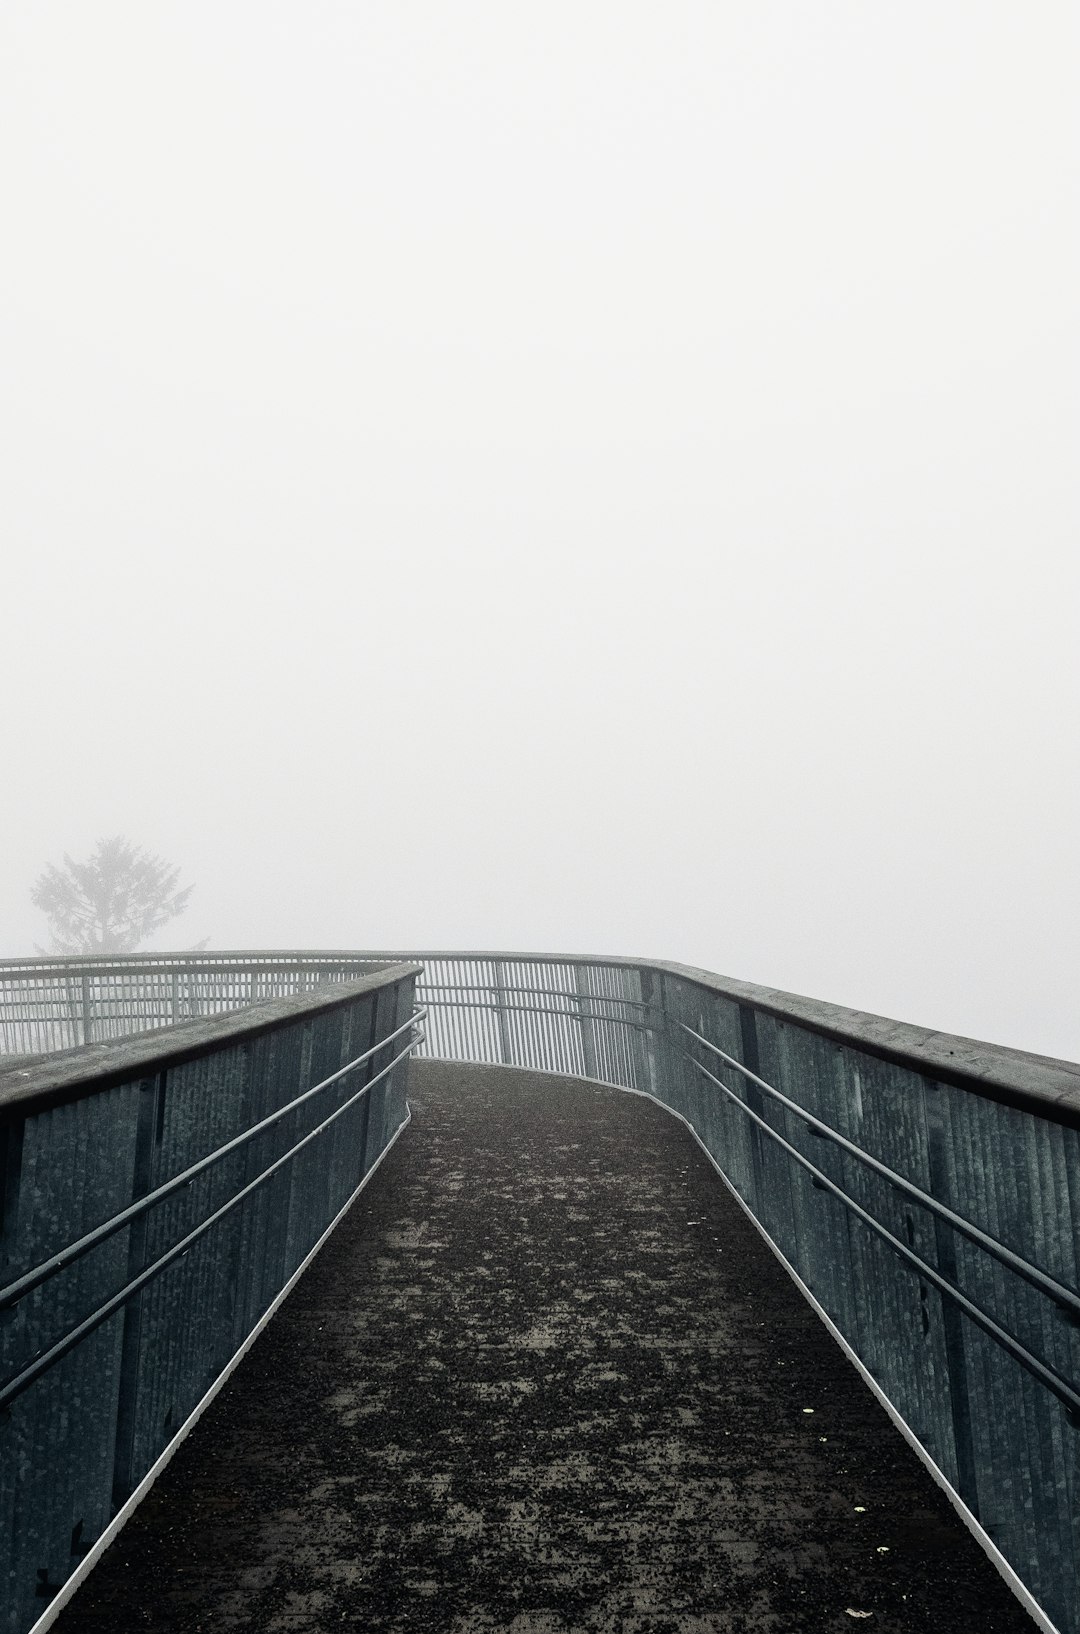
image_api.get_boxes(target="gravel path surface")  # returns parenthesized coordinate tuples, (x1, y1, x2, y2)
(55, 1060, 1036, 1633)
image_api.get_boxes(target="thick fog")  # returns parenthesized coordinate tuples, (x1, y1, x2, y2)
(2, 4, 1076, 1059)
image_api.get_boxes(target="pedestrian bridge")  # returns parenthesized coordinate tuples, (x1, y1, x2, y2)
(1, 953, 1078, 1633)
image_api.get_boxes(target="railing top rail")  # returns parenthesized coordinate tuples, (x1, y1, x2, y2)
(0, 962, 422, 1119)
(0, 950, 389, 978)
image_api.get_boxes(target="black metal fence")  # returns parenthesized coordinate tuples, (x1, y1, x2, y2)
(1, 950, 1078, 1634)
(0, 963, 421, 1634)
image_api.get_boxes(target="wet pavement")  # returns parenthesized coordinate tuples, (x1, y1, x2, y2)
(55, 1060, 1036, 1633)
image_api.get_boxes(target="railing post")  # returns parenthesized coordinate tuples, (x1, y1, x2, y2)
(493, 961, 513, 1066)
(81, 972, 93, 1047)
(356, 993, 381, 1172)
(110, 1070, 166, 1510)
(924, 1086, 981, 1518)
(638, 968, 662, 1098)
(574, 965, 598, 1080)
(737, 1005, 768, 1204)
(647, 968, 673, 1100)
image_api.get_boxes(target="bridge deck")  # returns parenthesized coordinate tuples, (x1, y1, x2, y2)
(55, 1061, 1033, 1634)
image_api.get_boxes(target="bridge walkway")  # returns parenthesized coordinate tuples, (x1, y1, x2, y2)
(53, 1060, 1034, 1634)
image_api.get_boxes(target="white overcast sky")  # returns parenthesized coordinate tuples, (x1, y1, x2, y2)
(2, 3, 1076, 1059)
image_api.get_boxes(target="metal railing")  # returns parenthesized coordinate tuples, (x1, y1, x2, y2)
(1, 949, 1078, 1634)
(0, 962, 421, 1634)
(0, 953, 386, 1056)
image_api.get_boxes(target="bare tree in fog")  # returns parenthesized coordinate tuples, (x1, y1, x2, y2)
(31, 836, 196, 954)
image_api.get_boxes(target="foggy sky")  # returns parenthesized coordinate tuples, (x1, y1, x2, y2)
(2, 4, 1076, 1060)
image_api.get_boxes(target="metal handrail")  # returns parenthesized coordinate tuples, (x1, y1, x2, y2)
(0, 1027, 423, 1411)
(0, 951, 385, 973)
(680, 1047, 1080, 1420)
(0, 1009, 426, 1314)
(675, 1019, 1080, 1321)
(428, 996, 650, 1028)
(418, 980, 648, 1010)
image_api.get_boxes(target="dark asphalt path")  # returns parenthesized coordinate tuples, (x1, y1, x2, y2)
(55, 1061, 1035, 1633)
